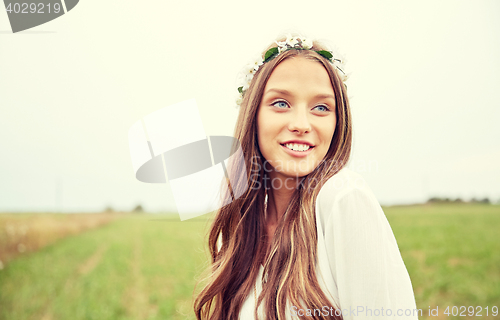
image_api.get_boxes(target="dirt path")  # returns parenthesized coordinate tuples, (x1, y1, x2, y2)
(78, 244, 108, 276)
(122, 229, 158, 319)
(37, 244, 109, 320)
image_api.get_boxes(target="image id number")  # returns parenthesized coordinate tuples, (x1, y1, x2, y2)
(6, 3, 61, 14)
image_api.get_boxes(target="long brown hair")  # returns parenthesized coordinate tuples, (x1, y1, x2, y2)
(194, 38, 352, 320)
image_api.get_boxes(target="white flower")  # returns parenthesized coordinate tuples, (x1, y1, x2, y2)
(244, 62, 256, 74)
(243, 56, 264, 74)
(302, 38, 313, 50)
(276, 40, 288, 53)
(252, 57, 263, 71)
(285, 34, 299, 47)
(245, 73, 254, 83)
(275, 40, 285, 53)
(236, 95, 243, 106)
(275, 40, 286, 48)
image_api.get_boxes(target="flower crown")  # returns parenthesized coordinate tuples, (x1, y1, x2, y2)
(236, 34, 348, 106)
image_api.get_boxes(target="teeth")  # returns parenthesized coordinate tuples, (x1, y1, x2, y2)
(285, 143, 311, 152)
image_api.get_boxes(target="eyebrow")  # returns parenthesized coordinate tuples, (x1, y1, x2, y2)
(264, 88, 335, 100)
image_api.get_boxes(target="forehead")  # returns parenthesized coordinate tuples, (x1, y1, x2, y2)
(264, 56, 333, 92)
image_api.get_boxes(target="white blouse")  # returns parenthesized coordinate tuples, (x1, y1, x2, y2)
(239, 168, 419, 319)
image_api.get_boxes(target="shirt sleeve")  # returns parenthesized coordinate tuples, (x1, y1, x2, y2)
(319, 177, 419, 320)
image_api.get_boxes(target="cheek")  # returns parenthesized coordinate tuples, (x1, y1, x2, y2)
(256, 111, 268, 153)
(257, 132, 265, 154)
(320, 123, 336, 155)
(329, 127, 336, 145)
(257, 126, 272, 156)
(321, 119, 336, 141)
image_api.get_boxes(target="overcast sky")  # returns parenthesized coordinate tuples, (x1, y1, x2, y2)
(1, 0, 499, 213)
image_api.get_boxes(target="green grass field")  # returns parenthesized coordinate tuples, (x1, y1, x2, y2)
(0, 204, 499, 320)
(385, 204, 500, 319)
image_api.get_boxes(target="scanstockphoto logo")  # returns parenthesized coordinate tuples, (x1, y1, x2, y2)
(3, 0, 79, 33)
(128, 99, 248, 221)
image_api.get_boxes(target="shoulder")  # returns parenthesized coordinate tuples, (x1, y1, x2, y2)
(316, 167, 374, 207)
(315, 167, 382, 228)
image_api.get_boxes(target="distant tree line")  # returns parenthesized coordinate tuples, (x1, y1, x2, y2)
(104, 198, 497, 213)
(426, 197, 491, 204)
(101, 204, 145, 213)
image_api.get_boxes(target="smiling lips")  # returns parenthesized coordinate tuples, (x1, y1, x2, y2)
(283, 143, 312, 152)
(280, 141, 315, 157)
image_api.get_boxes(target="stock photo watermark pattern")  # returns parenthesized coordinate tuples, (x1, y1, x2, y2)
(128, 99, 248, 221)
(3, 0, 79, 33)
(290, 305, 499, 318)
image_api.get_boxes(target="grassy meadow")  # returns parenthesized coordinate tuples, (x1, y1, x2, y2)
(0, 204, 499, 320)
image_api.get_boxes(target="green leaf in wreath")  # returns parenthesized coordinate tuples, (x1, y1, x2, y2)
(264, 47, 279, 62)
(316, 50, 333, 60)
(238, 86, 243, 94)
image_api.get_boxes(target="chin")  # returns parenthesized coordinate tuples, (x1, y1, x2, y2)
(282, 169, 314, 178)
(296, 171, 312, 178)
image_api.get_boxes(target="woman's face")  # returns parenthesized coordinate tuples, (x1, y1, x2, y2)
(257, 56, 336, 185)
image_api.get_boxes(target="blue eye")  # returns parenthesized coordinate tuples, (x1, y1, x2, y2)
(314, 105, 330, 112)
(272, 101, 289, 109)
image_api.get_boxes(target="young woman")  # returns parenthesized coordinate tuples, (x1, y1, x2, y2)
(194, 34, 418, 320)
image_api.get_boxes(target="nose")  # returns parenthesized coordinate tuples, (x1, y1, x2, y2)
(288, 108, 311, 134)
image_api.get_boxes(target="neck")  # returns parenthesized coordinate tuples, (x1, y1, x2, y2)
(265, 174, 301, 225)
